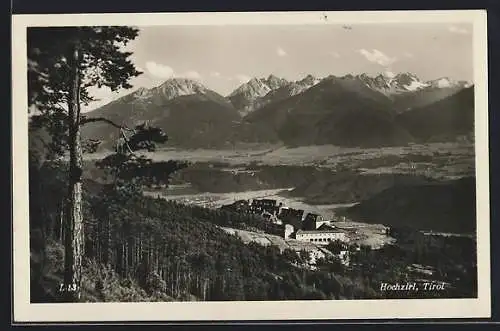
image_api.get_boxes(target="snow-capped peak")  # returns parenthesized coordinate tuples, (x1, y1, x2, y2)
(351, 72, 432, 95)
(394, 72, 429, 91)
(383, 71, 396, 79)
(229, 75, 289, 98)
(127, 78, 210, 105)
(286, 74, 321, 96)
(404, 80, 429, 91)
(266, 74, 288, 90)
(299, 74, 320, 86)
(429, 77, 453, 88)
(350, 72, 472, 96)
(234, 78, 271, 97)
(132, 87, 152, 98)
(154, 78, 208, 99)
(426, 77, 471, 89)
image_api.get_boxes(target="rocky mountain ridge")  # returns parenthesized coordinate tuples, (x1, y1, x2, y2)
(79, 72, 474, 149)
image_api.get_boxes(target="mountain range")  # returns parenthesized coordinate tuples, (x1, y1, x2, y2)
(228, 74, 321, 116)
(81, 78, 240, 149)
(80, 72, 474, 150)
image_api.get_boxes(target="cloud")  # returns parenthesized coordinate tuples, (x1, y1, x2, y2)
(329, 51, 341, 58)
(210, 71, 221, 77)
(178, 70, 202, 81)
(403, 52, 414, 58)
(358, 49, 397, 67)
(236, 74, 251, 83)
(145, 61, 202, 81)
(145, 61, 174, 79)
(276, 47, 287, 57)
(448, 25, 469, 34)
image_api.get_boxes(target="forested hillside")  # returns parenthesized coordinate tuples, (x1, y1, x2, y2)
(30, 156, 478, 302)
(30, 157, 382, 302)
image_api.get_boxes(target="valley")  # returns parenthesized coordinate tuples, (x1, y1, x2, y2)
(77, 70, 476, 236)
(134, 140, 475, 236)
(79, 70, 477, 238)
(85, 141, 474, 179)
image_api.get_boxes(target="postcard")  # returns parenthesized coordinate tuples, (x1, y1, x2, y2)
(12, 9, 490, 322)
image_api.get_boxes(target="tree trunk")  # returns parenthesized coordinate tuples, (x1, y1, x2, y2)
(63, 44, 84, 302)
(96, 228, 100, 263)
(155, 248, 160, 275)
(123, 241, 127, 276)
(59, 200, 64, 244)
(103, 217, 110, 264)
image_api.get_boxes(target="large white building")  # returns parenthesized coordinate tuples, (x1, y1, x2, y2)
(295, 229, 348, 245)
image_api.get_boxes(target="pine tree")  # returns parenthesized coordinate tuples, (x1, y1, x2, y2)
(27, 26, 171, 301)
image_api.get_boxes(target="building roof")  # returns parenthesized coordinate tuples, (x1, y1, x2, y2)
(296, 229, 346, 234)
(317, 223, 336, 231)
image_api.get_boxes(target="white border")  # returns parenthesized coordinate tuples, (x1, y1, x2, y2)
(12, 10, 490, 322)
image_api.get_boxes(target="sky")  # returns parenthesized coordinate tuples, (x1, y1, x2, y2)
(83, 22, 473, 111)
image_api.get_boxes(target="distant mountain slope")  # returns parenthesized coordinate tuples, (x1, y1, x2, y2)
(340, 73, 470, 113)
(228, 75, 289, 115)
(340, 176, 476, 234)
(238, 75, 414, 147)
(287, 172, 436, 205)
(395, 86, 474, 142)
(81, 78, 241, 149)
(391, 85, 468, 113)
(252, 74, 321, 110)
(78, 73, 474, 150)
(354, 72, 430, 96)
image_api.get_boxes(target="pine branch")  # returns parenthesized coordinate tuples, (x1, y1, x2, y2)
(79, 116, 135, 131)
(120, 128, 135, 155)
(56, 102, 69, 113)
